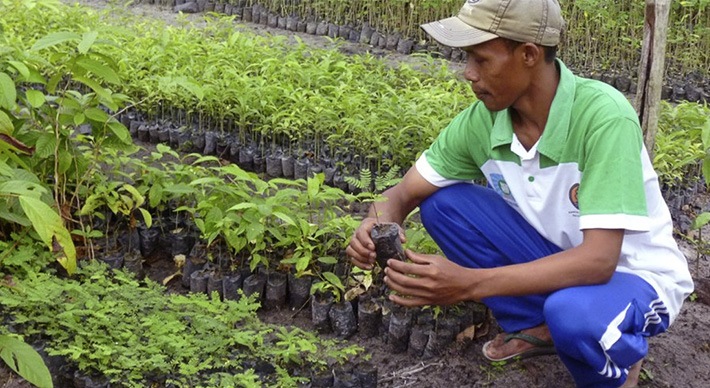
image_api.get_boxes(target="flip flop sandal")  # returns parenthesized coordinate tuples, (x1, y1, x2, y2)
(482, 332, 557, 362)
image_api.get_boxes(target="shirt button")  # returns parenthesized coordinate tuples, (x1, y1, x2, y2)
(528, 176, 535, 182)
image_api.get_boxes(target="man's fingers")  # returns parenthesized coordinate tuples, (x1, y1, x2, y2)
(347, 236, 373, 261)
(388, 293, 429, 307)
(405, 249, 433, 264)
(345, 246, 373, 270)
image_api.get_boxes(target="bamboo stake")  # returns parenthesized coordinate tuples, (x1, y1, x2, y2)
(634, 0, 671, 160)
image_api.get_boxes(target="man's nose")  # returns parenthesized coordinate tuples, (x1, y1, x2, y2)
(464, 65, 479, 83)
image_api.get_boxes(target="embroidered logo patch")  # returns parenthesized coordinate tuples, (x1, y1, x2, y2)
(489, 173, 512, 197)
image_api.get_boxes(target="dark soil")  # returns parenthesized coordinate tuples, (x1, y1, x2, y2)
(2, 1, 706, 387)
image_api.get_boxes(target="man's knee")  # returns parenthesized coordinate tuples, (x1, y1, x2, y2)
(543, 289, 598, 343)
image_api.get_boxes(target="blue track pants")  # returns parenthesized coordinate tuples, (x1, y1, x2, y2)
(419, 183, 670, 387)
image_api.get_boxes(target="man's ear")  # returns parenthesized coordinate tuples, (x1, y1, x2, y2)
(520, 43, 543, 67)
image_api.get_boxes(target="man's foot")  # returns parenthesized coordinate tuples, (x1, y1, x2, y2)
(621, 360, 643, 387)
(482, 324, 556, 361)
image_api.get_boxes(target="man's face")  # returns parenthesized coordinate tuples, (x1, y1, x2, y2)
(463, 38, 528, 112)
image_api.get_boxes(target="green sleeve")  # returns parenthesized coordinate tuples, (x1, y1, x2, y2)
(578, 116, 648, 217)
(425, 102, 493, 181)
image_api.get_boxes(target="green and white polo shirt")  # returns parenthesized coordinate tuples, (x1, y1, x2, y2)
(416, 59, 693, 323)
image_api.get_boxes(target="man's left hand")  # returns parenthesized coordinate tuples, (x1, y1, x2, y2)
(384, 249, 476, 307)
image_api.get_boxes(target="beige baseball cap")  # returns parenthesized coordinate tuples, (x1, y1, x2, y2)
(421, 0, 565, 48)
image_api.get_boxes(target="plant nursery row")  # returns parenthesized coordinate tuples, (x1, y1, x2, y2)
(1, 0, 710, 386)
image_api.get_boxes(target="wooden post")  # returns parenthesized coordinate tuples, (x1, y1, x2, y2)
(634, 0, 671, 160)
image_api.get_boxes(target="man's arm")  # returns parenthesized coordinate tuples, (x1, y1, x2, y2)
(346, 166, 439, 270)
(383, 228, 624, 306)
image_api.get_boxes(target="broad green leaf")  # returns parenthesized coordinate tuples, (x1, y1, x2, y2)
(107, 121, 130, 143)
(205, 206, 223, 225)
(0, 209, 30, 227)
(0, 111, 13, 134)
(18, 196, 76, 274)
(73, 112, 85, 126)
(296, 255, 310, 273)
(73, 75, 112, 102)
(0, 72, 16, 110)
(272, 211, 296, 226)
(84, 107, 110, 123)
(25, 89, 45, 108)
(34, 133, 56, 159)
(57, 150, 73, 174)
(0, 335, 53, 388)
(78, 31, 99, 54)
(229, 202, 258, 211)
(31, 31, 81, 51)
(76, 56, 119, 84)
(162, 184, 196, 194)
(121, 184, 144, 207)
(0, 181, 45, 197)
(322, 272, 345, 291)
(307, 174, 324, 199)
(317, 256, 338, 265)
(138, 208, 152, 228)
(7, 61, 30, 79)
(149, 183, 163, 208)
(176, 78, 204, 100)
(692, 212, 710, 230)
(189, 177, 223, 186)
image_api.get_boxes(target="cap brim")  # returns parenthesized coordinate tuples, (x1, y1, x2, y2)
(421, 16, 498, 48)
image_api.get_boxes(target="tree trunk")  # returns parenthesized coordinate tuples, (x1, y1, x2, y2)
(634, 0, 671, 160)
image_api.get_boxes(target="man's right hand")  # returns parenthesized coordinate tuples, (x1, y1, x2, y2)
(344, 165, 439, 270)
(345, 217, 380, 270)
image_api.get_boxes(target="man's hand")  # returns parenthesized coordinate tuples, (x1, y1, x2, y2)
(346, 217, 406, 270)
(383, 249, 475, 307)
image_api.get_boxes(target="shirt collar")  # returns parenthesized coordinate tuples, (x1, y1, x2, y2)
(489, 59, 576, 162)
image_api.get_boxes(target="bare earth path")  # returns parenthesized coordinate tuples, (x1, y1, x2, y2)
(5, 1, 706, 387)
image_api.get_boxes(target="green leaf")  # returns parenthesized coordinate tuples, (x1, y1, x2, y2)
(272, 211, 296, 226)
(149, 183, 163, 208)
(0, 335, 53, 388)
(25, 89, 46, 108)
(692, 212, 710, 230)
(322, 272, 345, 291)
(139, 208, 152, 228)
(19, 196, 76, 274)
(57, 150, 73, 174)
(162, 184, 196, 194)
(317, 256, 338, 265)
(76, 56, 119, 84)
(307, 174, 323, 199)
(121, 184, 144, 207)
(84, 107, 110, 123)
(107, 121, 130, 143)
(78, 31, 99, 54)
(0, 111, 13, 135)
(229, 202, 258, 211)
(73, 112, 85, 126)
(34, 133, 56, 159)
(0, 72, 16, 110)
(8, 61, 30, 79)
(73, 75, 112, 102)
(176, 77, 204, 100)
(31, 31, 81, 51)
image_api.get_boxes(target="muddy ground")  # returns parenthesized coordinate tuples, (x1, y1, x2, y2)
(2, 1, 709, 387)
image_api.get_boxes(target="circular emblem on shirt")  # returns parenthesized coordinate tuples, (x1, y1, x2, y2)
(467, 0, 481, 4)
(498, 180, 511, 196)
(569, 183, 580, 209)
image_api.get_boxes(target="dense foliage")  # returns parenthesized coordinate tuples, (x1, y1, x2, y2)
(235, 0, 710, 77)
(0, 0, 708, 386)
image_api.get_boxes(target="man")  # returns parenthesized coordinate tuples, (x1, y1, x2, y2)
(346, 0, 694, 387)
